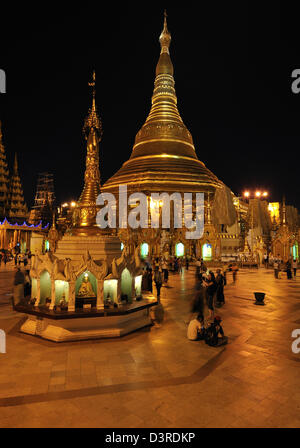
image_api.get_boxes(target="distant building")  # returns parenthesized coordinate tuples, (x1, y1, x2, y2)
(28, 172, 56, 227)
(0, 121, 48, 252)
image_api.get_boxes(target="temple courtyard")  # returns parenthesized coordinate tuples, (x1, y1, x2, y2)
(0, 263, 299, 428)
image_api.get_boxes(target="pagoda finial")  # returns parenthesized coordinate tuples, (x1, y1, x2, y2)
(88, 70, 96, 111)
(159, 9, 171, 55)
(83, 70, 102, 140)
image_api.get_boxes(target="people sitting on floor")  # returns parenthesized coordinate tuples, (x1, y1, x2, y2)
(204, 315, 228, 347)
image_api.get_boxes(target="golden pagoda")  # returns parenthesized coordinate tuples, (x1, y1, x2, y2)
(7, 153, 28, 221)
(102, 11, 223, 196)
(102, 12, 236, 258)
(0, 121, 10, 218)
(73, 70, 102, 233)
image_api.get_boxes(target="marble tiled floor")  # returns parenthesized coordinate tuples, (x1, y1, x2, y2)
(0, 264, 299, 428)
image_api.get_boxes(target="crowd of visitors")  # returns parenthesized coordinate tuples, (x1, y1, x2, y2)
(142, 255, 192, 301)
(0, 249, 32, 268)
(272, 256, 298, 279)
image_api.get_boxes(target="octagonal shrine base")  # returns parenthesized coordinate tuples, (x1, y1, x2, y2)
(16, 296, 157, 342)
(14, 231, 158, 342)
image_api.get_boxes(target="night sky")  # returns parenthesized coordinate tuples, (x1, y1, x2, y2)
(1, 2, 300, 209)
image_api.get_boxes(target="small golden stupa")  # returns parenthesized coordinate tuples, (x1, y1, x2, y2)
(73, 70, 102, 233)
(102, 11, 223, 196)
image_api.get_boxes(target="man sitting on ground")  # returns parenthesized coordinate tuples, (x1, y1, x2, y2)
(187, 314, 205, 341)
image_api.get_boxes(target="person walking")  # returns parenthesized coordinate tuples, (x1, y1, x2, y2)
(195, 258, 201, 279)
(274, 259, 279, 279)
(24, 270, 31, 298)
(13, 267, 25, 305)
(292, 259, 298, 278)
(286, 260, 292, 280)
(162, 258, 169, 283)
(185, 257, 189, 271)
(174, 257, 179, 273)
(189, 283, 205, 323)
(200, 258, 207, 272)
(154, 267, 163, 302)
(231, 263, 238, 283)
(146, 268, 153, 293)
(203, 271, 217, 320)
(3, 253, 7, 267)
(215, 269, 225, 306)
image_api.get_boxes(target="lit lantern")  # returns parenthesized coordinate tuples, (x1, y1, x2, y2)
(202, 243, 212, 260)
(140, 242, 149, 258)
(175, 243, 184, 257)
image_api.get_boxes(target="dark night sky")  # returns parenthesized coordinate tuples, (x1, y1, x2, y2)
(1, 2, 300, 209)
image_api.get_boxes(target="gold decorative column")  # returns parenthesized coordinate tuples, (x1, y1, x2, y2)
(73, 71, 102, 233)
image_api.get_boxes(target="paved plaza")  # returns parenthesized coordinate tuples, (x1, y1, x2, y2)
(0, 263, 299, 428)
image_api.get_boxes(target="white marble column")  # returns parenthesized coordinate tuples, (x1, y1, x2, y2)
(116, 279, 122, 306)
(131, 276, 136, 303)
(96, 280, 104, 310)
(34, 278, 41, 306)
(49, 280, 56, 310)
(68, 281, 76, 312)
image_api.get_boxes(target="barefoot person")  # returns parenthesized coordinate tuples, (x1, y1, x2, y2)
(13, 267, 25, 305)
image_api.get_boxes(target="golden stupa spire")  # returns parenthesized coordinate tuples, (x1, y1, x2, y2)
(282, 196, 286, 225)
(83, 70, 102, 139)
(13, 152, 18, 172)
(75, 71, 102, 229)
(132, 11, 196, 160)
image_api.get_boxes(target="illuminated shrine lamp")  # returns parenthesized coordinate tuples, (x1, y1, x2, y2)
(176, 243, 184, 257)
(244, 191, 250, 198)
(263, 192, 268, 197)
(141, 242, 149, 258)
(62, 203, 68, 207)
(255, 191, 261, 197)
(71, 202, 76, 207)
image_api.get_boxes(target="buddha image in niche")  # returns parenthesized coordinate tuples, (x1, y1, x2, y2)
(77, 273, 96, 298)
